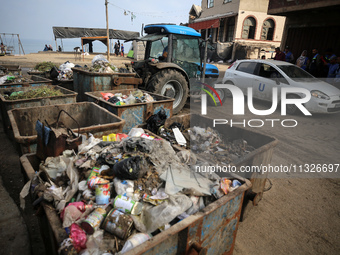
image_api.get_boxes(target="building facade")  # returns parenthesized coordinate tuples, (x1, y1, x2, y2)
(188, 0, 286, 60)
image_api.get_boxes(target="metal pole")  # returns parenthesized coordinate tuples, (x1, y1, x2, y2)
(105, 0, 110, 61)
(202, 29, 209, 84)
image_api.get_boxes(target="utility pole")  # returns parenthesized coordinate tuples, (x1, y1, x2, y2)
(105, 0, 110, 61)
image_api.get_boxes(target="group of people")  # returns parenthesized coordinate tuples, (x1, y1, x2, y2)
(43, 44, 53, 51)
(114, 40, 124, 57)
(272, 46, 340, 84)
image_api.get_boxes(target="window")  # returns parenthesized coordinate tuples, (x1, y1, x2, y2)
(223, 0, 232, 3)
(242, 17, 256, 39)
(261, 19, 275, 41)
(208, 0, 214, 8)
(219, 18, 226, 42)
(226, 16, 235, 42)
(236, 62, 257, 74)
(149, 37, 168, 59)
(257, 63, 289, 84)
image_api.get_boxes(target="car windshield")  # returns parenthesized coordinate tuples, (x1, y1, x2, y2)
(277, 65, 316, 82)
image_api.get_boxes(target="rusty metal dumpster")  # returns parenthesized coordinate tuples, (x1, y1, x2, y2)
(20, 152, 251, 255)
(72, 67, 142, 101)
(0, 75, 52, 89)
(142, 113, 278, 220)
(8, 102, 125, 154)
(86, 89, 174, 133)
(0, 85, 77, 134)
(0, 64, 21, 75)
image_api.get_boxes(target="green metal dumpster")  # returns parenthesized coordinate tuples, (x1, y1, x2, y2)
(8, 102, 125, 155)
(142, 113, 279, 220)
(0, 85, 77, 134)
(0, 75, 52, 89)
(86, 89, 174, 133)
(72, 67, 142, 101)
(20, 152, 251, 255)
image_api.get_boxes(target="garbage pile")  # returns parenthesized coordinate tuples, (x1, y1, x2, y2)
(83, 55, 133, 74)
(2, 86, 63, 100)
(146, 111, 256, 165)
(100, 90, 155, 106)
(22, 128, 242, 254)
(57, 61, 75, 81)
(33, 61, 57, 72)
(0, 75, 33, 85)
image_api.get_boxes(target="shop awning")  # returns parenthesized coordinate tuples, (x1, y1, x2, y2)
(188, 18, 220, 30)
(53, 27, 139, 40)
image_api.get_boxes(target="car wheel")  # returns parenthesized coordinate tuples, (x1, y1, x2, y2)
(207, 85, 228, 106)
(147, 69, 188, 114)
(223, 80, 234, 98)
(286, 94, 300, 115)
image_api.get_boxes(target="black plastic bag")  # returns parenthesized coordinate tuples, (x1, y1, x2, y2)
(50, 66, 59, 79)
(108, 96, 120, 104)
(146, 108, 167, 134)
(112, 156, 146, 180)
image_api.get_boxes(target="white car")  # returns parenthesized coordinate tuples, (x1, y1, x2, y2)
(222, 59, 340, 114)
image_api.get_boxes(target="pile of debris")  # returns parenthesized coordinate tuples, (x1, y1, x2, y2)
(100, 90, 155, 106)
(82, 55, 133, 74)
(57, 61, 75, 81)
(22, 127, 242, 254)
(146, 111, 256, 165)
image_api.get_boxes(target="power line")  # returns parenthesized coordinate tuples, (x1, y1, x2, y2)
(108, 2, 188, 18)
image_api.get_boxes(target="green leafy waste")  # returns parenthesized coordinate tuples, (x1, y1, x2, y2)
(34, 61, 57, 72)
(4, 86, 63, 100)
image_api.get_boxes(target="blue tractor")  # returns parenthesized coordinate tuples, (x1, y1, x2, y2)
(131, 24, 222, 114)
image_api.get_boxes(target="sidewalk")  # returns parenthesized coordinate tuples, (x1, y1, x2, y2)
(0, 176, 30, 255)
(0, 117, 45, 255)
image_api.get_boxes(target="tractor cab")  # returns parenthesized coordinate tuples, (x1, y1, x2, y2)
(131, 24, 220, 114)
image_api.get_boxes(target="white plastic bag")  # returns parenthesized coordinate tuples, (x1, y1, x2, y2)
(113, 178, 135, 198)
(92, 55, 109, 65)
(142, 194, 192, 233)
(128, 128, 145, 138)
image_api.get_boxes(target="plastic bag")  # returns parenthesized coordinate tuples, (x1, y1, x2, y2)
(61, 202, 85, 228)
(124, 93, 136, 105)
(70, 223, 87, 252)
(144, 93, 155, 102)
(220, 178, 232, 194)
(108, 96, 120, 104)
(146, 108, 167, 134)
(128, 128, 145, 138)
(103, 66, 114, 73)
(132, 90, 144, 98)
(39, 155, 67, 179)
(142, 194, 192, 233)
(112, 156, 147, 180)
(100, 92, 115, 101)
(185, 196, 205, 216)
(123, 138, 154, 153)
(92, 55, 109, 65)
(113, 178, 134, 198)
(120, 233, 151, 253)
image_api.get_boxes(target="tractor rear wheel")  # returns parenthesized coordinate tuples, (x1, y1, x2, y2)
(147, 69, 188, 114)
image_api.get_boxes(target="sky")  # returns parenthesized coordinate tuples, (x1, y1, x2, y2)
(0, 0, 202, 41)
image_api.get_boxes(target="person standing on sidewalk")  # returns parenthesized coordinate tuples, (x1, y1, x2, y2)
(274, 47, 285, 61)
(121, 44, 124, 57)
